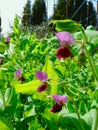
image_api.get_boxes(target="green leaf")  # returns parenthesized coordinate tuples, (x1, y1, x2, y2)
(29, 118, 42, 130)
(20, 39, 30, 50)
(85, 30, 98, 44)
(0, 117, 14, 130)
(43, 58, 59, 94)
(92, 87, 98, 103)
(74, 29, 98, 45)
(0, 42, 6, 53)
(13, 15, 20, 35)
(82, 108, 98, 130)
(50, 19, 82, 33)
(4, 88, 18, 116)
(14, 80, 41, 95)
(58, 112, 91, 130)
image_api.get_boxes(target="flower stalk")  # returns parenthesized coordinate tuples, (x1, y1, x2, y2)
(80, 25, 98, 83)
(64, 85, 85, 130)
(80, 24, 98, 130)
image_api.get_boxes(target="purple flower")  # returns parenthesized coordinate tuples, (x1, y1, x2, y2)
(57, 46, 72, 59)
(0, 59, 2, 65)
(5, 36, 10, 44)
(36, 71, 48, 92)
(50, 103, 62, 113)
(56, 31, 75, 46)
(14, 69, 22, 78)
(50, 94, 68, 113)
(52, 94, 68, 106)
(36, 71, 48, 82)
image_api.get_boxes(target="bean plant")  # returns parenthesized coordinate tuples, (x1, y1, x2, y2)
(0, 16, 98, 130)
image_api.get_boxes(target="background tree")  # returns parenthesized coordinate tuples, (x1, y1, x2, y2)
(52, 0, 96, 28)
(86, 1, 96, 27)
(52, 0, 67, 20)
(72, 0, 87, 28)
(31, 0, 47, 25)
(21, 0, 31, 27)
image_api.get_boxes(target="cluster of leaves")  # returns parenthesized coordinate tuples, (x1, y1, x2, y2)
(0, 16, 98, 130)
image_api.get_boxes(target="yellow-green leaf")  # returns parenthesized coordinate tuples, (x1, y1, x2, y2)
(14, 80, 41, 95)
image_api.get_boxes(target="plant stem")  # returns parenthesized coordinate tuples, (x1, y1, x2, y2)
(64, 86, 85, 130)
(84, 46, 98, 82)
(80, 26, 98, 83)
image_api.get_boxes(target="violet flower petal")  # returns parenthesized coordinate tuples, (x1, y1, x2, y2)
(36, 71, 48, 82)
(52, 94, 68, 106)
(56, 31, 75, 46)
(14, 69, 22, 78)
(5, 36, 10, 44)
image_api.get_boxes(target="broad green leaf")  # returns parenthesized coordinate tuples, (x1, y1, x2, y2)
(0, 117, 14, 130)
(58, 112, 91, 130)
(85, 30, 98, 44)
(74, 29, 98, 45)
(82, 108, 98, 130)
(50, 19, 82, 33)
(43, 58, 59, 94)
(4, 88, 18, 116)
(14, 80, 41, 95)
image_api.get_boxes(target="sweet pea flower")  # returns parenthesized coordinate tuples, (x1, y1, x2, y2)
(0, 59, 2, 65)
(36, 71, 48, 82)
(56, 31, 75, 46)
(56, 31, 75, 59)
(52, 94, 68, 106)
(14, 69, 22, 78)
(51, 94, 68, 113)
(14, 69, 25, 83)
(5, 36, 10, 44)
(36, 71, 48, 92)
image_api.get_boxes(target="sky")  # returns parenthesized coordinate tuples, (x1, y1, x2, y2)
(0, 0, 96, 35)
(0, 0, 57, 35)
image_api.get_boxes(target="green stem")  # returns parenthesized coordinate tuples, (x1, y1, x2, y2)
(80, 26, 98, 83)
(64, 86, 85, 130)
(73, 100, 85, 130)
(0, 89, 6, 109)
(84, 46, 98, 82)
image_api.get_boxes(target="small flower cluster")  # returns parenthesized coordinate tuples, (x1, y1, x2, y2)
(36, 71, 68, 113)
(56, 31, 75, 59)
